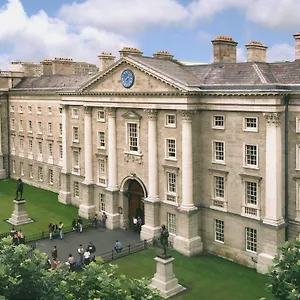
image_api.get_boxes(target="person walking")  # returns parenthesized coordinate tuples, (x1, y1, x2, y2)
(59, 221, 64, 240)
(48, 223, 53, 240)
(51, 245, 58, 260)
(133, 216, 137, 232)
(77, 244, 85, 265)
(93, 214, 98, 228)
(77, 217, 83, 233)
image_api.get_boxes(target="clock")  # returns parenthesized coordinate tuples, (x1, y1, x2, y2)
(121, 69, 135, 88)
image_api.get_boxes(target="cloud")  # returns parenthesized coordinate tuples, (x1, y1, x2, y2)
(267, 43, 295, 62)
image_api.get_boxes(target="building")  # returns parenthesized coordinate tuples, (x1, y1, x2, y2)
(1, 34, 300, 274)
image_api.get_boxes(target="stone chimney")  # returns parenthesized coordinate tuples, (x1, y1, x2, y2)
(245, 41, 268, 62)
(40, 59, 53, 75)
(119, 47, 143, 58)
(98, 52, 116, 72)
(52, 58, 75, 75)
(211, 36, 238, 63)
(153, 50, 174, 59)
(293, 32, 300, 60)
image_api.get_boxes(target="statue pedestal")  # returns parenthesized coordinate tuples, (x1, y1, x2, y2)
(7, 200, 33, 226)
(149, 256, 186, 299)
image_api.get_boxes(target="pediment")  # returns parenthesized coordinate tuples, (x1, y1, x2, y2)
(81, 60, 183, 93)
(122, 110, 142, 120)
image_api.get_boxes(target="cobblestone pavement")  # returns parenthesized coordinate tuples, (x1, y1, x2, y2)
(35, 227, 141, 263)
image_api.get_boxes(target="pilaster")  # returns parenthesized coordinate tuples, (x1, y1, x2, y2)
(0, 113, 6, 179)
(79, 182, 95, 219)
(104, 189, 120, 229)
(58, 171, 71, 204)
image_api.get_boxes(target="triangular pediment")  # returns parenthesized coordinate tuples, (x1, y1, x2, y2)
(80, 59, 185, 93)
(122, 110, 142, 120)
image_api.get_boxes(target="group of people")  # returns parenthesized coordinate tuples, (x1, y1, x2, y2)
(132, 216, 142, 233)
(92, 213, 107, 229)
(48, 222, 64, 240)
(10, 228, 25, 245)
(72, 216, 83, 233)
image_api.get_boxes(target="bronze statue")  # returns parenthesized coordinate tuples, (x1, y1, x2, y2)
(16, 179, 23, 200)
(160, 224, 169, 257)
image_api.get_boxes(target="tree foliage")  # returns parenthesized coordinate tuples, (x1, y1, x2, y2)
(265, 237, 300, 300)
(0, 237, 161, 300)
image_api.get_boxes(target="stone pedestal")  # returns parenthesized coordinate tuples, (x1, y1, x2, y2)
(149, 256, 186, 299)
(7, 200, 33, 226)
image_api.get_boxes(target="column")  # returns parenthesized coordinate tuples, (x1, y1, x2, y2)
(263, 112, 284, 226)
(107, 108, 118, 191)
(0, 112, 6, 178)
(181, 110, 195, 209)
(141, 109, 160, 240)
(61, 105, 68, 173)
(83, 106, 93, 184)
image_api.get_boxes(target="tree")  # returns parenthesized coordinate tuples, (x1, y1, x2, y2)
(265, 237, 300, 300)
(0, 237, 161, 300)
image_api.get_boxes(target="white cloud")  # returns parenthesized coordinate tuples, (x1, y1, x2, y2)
(267, 43, 295, 62)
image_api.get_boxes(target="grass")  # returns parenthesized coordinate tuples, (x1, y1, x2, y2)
(113, 248, 273, 300)
(0, 178, 79, 236)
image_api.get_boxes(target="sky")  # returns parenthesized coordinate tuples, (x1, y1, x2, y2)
(0, 0, 299, 69)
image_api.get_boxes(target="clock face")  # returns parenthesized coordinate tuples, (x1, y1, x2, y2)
(121, 69, 135, 88)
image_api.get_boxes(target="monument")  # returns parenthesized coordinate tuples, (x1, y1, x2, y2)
(7, 179, 33, 226)
(148, 225, 186, 298)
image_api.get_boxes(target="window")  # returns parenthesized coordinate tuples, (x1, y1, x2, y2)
(166, 172, 177, 202)
(38, 121, 42, 134)
(49, 169, 54, 185)
(212, 115, 225, 129)
(166, 139, 176, 159)
(167, 213, 176, 234)
(47, 122, 53, 135)
(10, 105, 14, 112)
(19, 138, 24, 152)
(210, 170, 228, 211)
(72, 108, 79, 118)
(19, 119, 23, 131)
(47, 106, 52, 115)
(48, 143, 53, 158)
(295, 180, 300, 220)
(97, 110, 105, 122)
(20, 162, 24, 176)
(38, 167, 43, 182)
(37, 106, 41, 114)
(99, 193, 106, 211)
(98, 159, 107, 186)
(73, 127, 79, 142)
(214, 176, 224, 198)
(29, 140, 33, 152)
(59, 107, 63, 114)
(296, 145, 300, 170)
(127, 123, 138, 152)
(11, 136, 15, 150)
(165, 114, 176, 128)
(28, 120, 33, 132)
(98, 131, 106, 149)
(59, 144, 63, 160)
(213, 141, 225, 163)
(11, 118, 15, 130)
(12, 160, 16, 173)
(73, 151, 80, 174)
(38, 141, 43, 155)
(59, 123, 62, 137)
(215, 219, 224, 243)
(74, 181, 80, 198)
(246, 227, 257, 253)
(19, 105, 23, 113)
(244, 117, 258, 132)
(29, 164, 33, 178)
(244, 144, 258, 168)
(28, 105, 32, 114)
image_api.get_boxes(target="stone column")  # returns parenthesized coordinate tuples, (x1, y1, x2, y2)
(58, 105, 71, 204)
(173, 110, 203, 257)
(0, 112, 6, 179)
(257, 112, 285, 274)
(141, 109, 161, 240)
(79, 106, 95, 219)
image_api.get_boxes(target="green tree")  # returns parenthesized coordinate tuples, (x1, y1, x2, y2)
(265, 237, 300, 300)
(0, 237, 161, 300)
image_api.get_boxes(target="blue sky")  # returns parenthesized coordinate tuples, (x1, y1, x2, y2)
(0, 0, 299, 69)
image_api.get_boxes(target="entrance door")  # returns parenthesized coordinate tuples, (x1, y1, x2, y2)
(127, 180, 144, 228)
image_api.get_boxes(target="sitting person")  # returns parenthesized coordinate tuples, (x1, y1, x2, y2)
(52, 258, 60, 270)
(114, 240, 122, 253)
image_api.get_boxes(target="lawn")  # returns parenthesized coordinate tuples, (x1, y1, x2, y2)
(113, 248, 273, 300)
(0, 179, 79, 236)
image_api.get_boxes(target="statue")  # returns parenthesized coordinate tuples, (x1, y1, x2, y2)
(15, 179, 23, 200)
(160, 224, 170, 258)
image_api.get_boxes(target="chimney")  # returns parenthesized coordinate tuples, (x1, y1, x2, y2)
(293, 32, 300, 60)
(52, 58, 75, 75)
(153, 50, 174, 59)
(211, 36, 238, 63)
(40, 59, 53, 75)
(98, 52, 116, 72)
(119, 47, 143, 58)
(245, 41, 268, 63)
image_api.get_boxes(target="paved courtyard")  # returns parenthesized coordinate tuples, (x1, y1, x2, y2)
(35, 227, 141, 263)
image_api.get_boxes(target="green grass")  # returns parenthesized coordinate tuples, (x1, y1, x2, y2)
(113, 248, 273, 300)
(0, 179, 78, 236)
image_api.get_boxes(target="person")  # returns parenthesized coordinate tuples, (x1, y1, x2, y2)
(160, 224, 169, 257)
(59, 221, 64, 240)
(48, 223, 53, 240)
(15, 178, 23, 200)
(133, 216, 137, 232)
(77, 217, 83, 233)
(77, 244, 85, 265)
(51, 245, 58, 260)
(114, 240, 122, 253)
(12, 230, 19, 245)
(83, 250, 90, 265)
(45, 256, 52, 270)
(18, 229, 24, 244)
(87, 242, 96, 255)
(67, 253, 76, 271)
(52, 223, 58, 234)
(72, 218, 77, 231)
(52, 258, 60, 270)
(102, 212, 107, 229)
(137, 216, 142, 233)
(92, 214, 98, 228)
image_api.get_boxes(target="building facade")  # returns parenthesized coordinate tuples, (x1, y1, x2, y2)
(1, 35, 300, 273)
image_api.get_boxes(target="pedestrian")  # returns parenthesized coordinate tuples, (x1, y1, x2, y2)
(102, 212, 107, 228)
(18, 229, 25, 244)
(52, 258, 60, 270)
(83, 250, 90, 265)
(93, 214, 98, 228)
(45, 255, 52, 270)
(72, 218, 77, 231)
(77, 244, 85, 265)
(67, 253, 76, 271)
(12, 230, 18, 245)
(87, 242, 96, 255)
(133, 216, 137, 232)
(77, 217, 83, 233)
(114, 240, 122, 253)
(53, 223, 58, 234)
(137, 216, 142, 233)
(51, 245, 58, 260)
(48, 223, 53, 240)
(59, 221, 64, 240)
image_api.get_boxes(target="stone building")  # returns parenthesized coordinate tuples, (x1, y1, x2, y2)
(1, 34, 300, 273)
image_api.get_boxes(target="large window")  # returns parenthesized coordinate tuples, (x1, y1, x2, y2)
(167, 213, 176, 234)
(213, 141, 225, 163)
(48, 143, 53, 158)
(166, 138, 176, 159)
(165, 114, 176, 128)
(72, 108, 79, 119)
(210, 170, 228, 211)
(10, 118, 15, 130)
(38, 167, 43, 182)
(99, 193, 106, 211)
(49, 169, 54, 185)
(214, 219, 224, 243)
(244, 117, 258, 132)
(166, 172, 177, 202)
(74, 181, 80, 198)
(28, 120, 33, 132)
(98, 159, 107, 186)
(38, 121, 42, 134)
(73, 127, 79, 143)
(12, 160, 16, 173)
(128, 123, 138, 152)
(29, 164, 33, 178)
(97, 110, 105, 122)
(98, 131, 106, 149)
(59, 123, 63, 137)
(20, 162, 24, 176)
(59, 144, 63, 160)
(47, 122, 53, 136)
(19, 119, 23, 132)
(212, 115, 225, 129)
(28, 139, 33, 153)
(244, 144, 258, 168)
(73, 151, 80, 174)
(38, 141, 43, 155)
(19, 138, 24, 152)
(245, 227, 257, 253)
